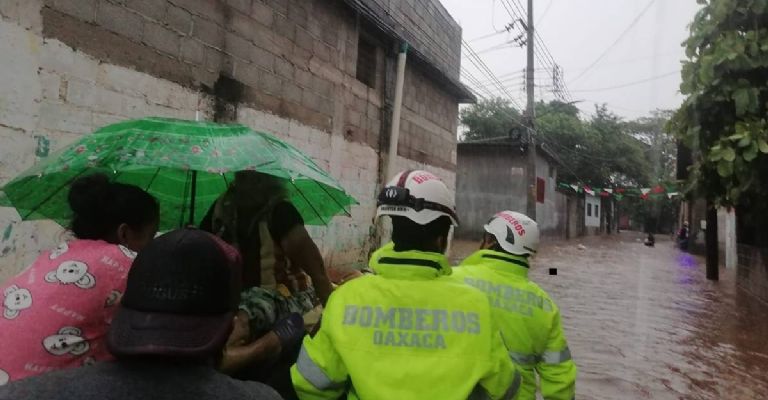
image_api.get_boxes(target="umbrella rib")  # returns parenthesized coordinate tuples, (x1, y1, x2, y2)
(179, 170, 192, 228)
(312, 179, 352, 217)
(143, 167, 162, 193)
(292, 182, 326, 225)
(21, 168, 94, 220)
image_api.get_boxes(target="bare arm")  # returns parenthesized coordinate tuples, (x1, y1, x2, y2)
(280, 225, 333, 306)
(219, 311, 281, 374)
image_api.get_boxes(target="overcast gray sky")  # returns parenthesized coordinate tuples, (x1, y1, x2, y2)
(441, 0, 701, 120)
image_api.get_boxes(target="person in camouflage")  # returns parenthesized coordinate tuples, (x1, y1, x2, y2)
(200, 171, 333, 398)
(201, 171, 333, 337)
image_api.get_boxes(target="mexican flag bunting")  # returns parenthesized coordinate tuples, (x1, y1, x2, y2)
(604, 188, 613, 194)
(652, 185, 665, 194)
(667, 192, 679, 199)
(570, 184, 579, 192)
(584, 186, 595, 196)
(640, 188, 651, 195)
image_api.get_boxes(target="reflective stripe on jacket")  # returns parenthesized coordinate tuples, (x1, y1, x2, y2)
(291, 244, 521, 400)
(453, 250, 577, 400)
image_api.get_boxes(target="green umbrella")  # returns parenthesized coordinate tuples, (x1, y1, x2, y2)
(0, 117, 357, 230)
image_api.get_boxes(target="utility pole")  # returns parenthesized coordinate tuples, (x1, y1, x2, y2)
(525, 0, 537, 220)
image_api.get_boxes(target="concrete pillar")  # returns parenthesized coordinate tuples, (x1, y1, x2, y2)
(725, 207, 737, 269)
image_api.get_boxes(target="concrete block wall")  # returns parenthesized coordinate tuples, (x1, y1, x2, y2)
(354, 0, 461, 81)
(535, 153, 565, 237)
(0, 4, 206, 281)
(455, 145, 527, 239)
(0, 0, 463, 280)
(398, 65, 459, 171)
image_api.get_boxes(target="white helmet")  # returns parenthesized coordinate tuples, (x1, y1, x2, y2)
(376, 170, 458, 226)
(484, 211, 539, 256)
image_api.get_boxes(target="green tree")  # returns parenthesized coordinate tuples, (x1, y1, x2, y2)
(624, 110, 680, 233)
(669, 0, 768, 207)
(625, 109, 677, 183)
(535, 103, 651, 187)
(459, 98, 523, 141)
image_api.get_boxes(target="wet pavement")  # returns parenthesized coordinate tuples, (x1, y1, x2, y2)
(452, 233, 768, 400)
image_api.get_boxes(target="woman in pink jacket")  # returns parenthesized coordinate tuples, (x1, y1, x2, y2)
(0, 174, 159, 384)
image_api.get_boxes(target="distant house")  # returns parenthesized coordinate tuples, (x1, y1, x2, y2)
(455, 138, 571, 239)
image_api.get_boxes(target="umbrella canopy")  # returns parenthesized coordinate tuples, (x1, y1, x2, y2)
(0, 117, 357, 230)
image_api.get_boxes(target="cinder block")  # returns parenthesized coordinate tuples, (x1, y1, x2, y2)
(291, 43, 311, 68)
(203, 46, 223, 71)
(192, 15, 224, 49)
(227, 0, 252, 15)
(295, 68, 312, 88)
(250, 45, 275, 72)
(95, 0, 144, 42)
(99, 63, 151, 97)
(38, 70, 62, 102)
(169, 0, 225, 25)
(38, 102, 93, 134)
(266, 0, 287, 17)
(233, 61, 260, 88)
(123, 0, 166, 21)
(257, 71, 282, 96)
(51, 0, 96, 22)
(180, 37, 205, 65)
(286, 0, 307, 28)
(229, 9, 256, 39)
(0, 0, 43, 31)
(249, 0, 273, 26)
(301, 89, 323, 114)
(274, 56, 294, 80)
(144, 23, 181, 57)
(272, 14, 294, 42)
(0, 127, 36, 183)
(294, 26, 314, 51)
(165, 4, 193, 34)
(282, 81, 302, 104)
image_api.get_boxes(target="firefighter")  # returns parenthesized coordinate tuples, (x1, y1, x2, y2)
(291, 170, 521, 400)
(453, 211, 577, 400)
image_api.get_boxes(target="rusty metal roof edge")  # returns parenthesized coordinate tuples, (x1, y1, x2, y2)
(342, 0, 476, 103)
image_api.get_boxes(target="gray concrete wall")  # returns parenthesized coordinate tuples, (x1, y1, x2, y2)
(534, 152, 564, 237)
(455, 145, 527, 239)
(0, 0, 462, 281)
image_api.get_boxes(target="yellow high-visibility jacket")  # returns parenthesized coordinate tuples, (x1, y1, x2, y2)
(452, 250, 577, 400)
(291, 243, 522, 400)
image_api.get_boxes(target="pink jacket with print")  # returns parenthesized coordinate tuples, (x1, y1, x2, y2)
(0, 239, 136, 384)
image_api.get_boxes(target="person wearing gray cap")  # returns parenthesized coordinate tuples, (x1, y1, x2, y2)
(0, 228, 282, 400)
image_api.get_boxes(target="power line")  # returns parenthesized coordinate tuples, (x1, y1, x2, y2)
(536, 0, 555, 26)
(569, 0, 658, 84)
(468, 30, 508, 42)
(500, 0, 573, 101)
(462, 39, 525, 109)
(570, 71, 679, 93)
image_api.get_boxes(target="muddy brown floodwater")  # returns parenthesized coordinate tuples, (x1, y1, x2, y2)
(452, 233, 768, 400)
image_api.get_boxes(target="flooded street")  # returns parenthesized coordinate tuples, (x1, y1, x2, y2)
(453, 233, 768, 400)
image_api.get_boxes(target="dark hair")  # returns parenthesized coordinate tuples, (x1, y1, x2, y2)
(68, 174, 159, 240)
(483, 232, 509, 254)
(391, 216, 452, 252)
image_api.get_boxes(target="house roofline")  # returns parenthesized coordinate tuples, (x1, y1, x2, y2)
(342, 0, 476, 103)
